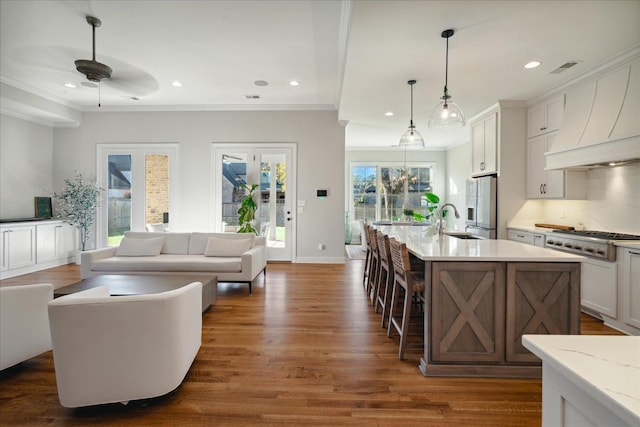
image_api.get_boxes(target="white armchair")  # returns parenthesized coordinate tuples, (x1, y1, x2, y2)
(48, 282, 202, 408)
(0, 283, 54, 370)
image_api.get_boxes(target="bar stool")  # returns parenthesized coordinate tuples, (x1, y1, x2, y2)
(362, 223, 372, 290)
(374, 230, 393, 328)
(387, 237, 425, 360)
(366, 226, 380, 304)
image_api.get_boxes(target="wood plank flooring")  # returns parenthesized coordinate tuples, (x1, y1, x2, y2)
(0, 261, 622, 426)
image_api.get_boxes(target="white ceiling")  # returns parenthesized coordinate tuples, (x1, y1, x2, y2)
(1, 0, 639, 149)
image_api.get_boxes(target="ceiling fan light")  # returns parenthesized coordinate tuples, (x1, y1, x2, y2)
(75, 59, 112, 82)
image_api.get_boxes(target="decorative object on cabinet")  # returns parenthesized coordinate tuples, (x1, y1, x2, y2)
(53, 172, 103, 252)
(398, 80, 425, 148)
(428, 29, 465, 129)
(34, 197, 52, 219)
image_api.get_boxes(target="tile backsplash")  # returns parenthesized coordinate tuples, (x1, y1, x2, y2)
(510, 163, 640, 234)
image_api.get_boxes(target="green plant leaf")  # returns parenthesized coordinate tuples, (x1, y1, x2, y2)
(424, 192, 440, 204)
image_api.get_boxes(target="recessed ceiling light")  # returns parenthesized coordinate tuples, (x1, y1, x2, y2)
(289, 80, 300, 86)
(64, 82, 76, 88)
(525, 61, 541, 69)
(254, 80, 269, 87)
(172, 80, 182, 87)
(385, 111, 394, 117)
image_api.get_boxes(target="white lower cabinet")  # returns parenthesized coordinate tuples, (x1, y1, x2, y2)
(507, 229, 545, 247)
(580, 257, 617, 318)
(0, 225, 36, 272)
(0, 220, 75, 279)
(620, 247, 640, 330)
(36, 222, 75, 264)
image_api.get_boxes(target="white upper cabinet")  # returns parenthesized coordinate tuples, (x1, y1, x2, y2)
(527, 95, 564, 138)
(527, 132, 586, 199)
(471, 110, 498, 176)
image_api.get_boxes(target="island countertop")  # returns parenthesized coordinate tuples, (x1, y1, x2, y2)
(376, 225, 584, 262)
(522, 335, 640, 426)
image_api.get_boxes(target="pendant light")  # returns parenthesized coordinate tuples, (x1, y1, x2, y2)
(428, 29, 465, 129)
(399, 80, 425, 148)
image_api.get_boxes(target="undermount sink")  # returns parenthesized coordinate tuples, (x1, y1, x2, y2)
(452, 234, 480, 240)
(444, 232, 481, 240)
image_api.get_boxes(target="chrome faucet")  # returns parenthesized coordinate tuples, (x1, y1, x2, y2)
(438, 203, 461, 236)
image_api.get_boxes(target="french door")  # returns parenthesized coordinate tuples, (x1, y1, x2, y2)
(97, 144, 178, 247)
(213, 144, 296, 261)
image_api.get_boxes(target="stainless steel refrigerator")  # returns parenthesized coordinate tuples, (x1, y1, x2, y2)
(465, 174, 497, 239)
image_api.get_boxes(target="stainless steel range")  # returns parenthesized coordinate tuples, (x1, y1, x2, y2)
(545, 230, 640, 261)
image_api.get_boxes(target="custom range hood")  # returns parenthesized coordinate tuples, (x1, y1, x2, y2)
(546, 55, 640, 170)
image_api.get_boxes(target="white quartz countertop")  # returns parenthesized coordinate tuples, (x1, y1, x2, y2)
(522, 335, 640, 427)
(375, 225, 584, 262)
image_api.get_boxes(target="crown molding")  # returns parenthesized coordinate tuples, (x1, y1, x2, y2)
(82, 104, 337, 113)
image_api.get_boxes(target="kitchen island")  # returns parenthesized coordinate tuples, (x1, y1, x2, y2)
(377, 225, 584, 378)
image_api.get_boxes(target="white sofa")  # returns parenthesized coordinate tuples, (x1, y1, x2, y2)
(81, 231, 267, 294)
(48, 282, 202, 407)
(0, 283, 53, 370)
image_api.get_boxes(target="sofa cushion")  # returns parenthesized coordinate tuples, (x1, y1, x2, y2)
(116, 237, 164, 257)
(91, 255, 242, 273)
(124, 231, 190, 254)
(188, 233, 255, 255)
(204, 237, 252, 257)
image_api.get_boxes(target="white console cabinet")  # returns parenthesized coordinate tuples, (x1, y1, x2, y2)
(0, 224, 36, 272)
(0, 220, 75, 279)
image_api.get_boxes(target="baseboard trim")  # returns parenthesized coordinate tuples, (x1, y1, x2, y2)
(295, 257, 346, 264)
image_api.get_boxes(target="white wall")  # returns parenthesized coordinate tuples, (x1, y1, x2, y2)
(0, 114, 54, 218)
(445, 142, 470, 231)
(51, 110, 346, 261)
(510, 163, 640, 234)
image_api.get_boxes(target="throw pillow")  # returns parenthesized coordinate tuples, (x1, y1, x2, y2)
(204, 237, 252, 257)
(116, 237, 164, 257)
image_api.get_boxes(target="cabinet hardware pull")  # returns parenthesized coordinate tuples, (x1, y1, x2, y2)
(540, 184, 543, 194)
(630, 251, 640, 256)
(517, 234, 525, 238)
(540, 126, 547, 131)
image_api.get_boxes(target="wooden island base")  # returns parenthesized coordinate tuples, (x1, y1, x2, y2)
(419, 261, 580, 378)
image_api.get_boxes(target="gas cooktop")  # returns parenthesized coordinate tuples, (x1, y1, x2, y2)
(551, 229, 640, 241)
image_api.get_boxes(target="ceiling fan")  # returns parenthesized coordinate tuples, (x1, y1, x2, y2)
(75, 15, 112, 83)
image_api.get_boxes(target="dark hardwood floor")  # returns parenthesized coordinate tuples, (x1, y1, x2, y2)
(0, 260, 622, 426)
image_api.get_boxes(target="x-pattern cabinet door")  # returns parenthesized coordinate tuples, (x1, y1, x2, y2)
(431, 262, 505, 363)
(506, 262, 581, 363)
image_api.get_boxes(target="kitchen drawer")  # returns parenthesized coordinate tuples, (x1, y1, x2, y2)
(508, 229, 534, 245)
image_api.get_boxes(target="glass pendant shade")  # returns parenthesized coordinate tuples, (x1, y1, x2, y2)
(399, 125, 425, 148)
(428, 29, 465, 130)
(428, 98, 465, 129)
(398, 79, 425, 149)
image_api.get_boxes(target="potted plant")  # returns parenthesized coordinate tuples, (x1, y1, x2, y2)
(237, 183, 258, 234)
(54, 172, 103, 262)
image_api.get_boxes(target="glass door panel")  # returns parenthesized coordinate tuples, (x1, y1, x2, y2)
(220, 153, 248, 232)
(107, 154, 131, 246)
(258, 151, 290, 260)
(145, 154, 170, 231)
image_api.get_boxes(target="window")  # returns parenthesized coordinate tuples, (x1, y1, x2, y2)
(350, 163, 433, 222)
